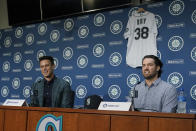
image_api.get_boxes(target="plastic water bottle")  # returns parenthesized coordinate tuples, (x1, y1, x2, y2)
(176, 88, 186, 113)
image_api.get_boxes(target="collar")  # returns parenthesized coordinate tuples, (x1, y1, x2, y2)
(145, 78, 161, 88)
(44, 75, 56, 84)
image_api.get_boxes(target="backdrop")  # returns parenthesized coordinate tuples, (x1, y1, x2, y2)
(0, 0, 196, 112)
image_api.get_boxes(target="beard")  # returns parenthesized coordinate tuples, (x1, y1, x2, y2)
(143, 70, 157, 80)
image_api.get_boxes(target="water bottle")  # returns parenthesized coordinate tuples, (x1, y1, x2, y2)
(176, 88, 186, 113)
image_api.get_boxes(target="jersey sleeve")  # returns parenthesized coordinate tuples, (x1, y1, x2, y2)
(124, 16, 134, 39)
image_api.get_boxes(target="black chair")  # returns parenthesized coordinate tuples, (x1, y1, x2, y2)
(84, 95, 103, 109)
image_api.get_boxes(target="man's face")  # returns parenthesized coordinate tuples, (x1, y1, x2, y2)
(40, 59, 55, 78)
(142, 58, 160, 80)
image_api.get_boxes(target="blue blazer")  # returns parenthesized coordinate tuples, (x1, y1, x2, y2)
(30, 77, 74, 108)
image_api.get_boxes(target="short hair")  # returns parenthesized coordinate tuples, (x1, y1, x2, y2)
(39, 56, 54, 65)
(142, 55, 163, 77)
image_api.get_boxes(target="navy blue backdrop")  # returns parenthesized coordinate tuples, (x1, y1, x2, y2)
(0, 0, 196, 112)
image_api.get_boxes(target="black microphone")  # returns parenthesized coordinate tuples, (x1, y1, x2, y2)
(30, 90, 39, 107)
(129, 82, 140, 111)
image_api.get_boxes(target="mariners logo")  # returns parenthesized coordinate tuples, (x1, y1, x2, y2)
(14, 52, 22, 63)
(63, 76, 72, 86)
(92, 75, 104, 88)
(50, 30, 60, 42)
(12, 77, 20, 89)
(94, 13, 105, 26)
(2, 61, 10, 72)
(155, 15, 162, 28)
(110, 20, 123, 34)
(157, 50, 161, 59)
(191, 10, 196, 24)
(169, 0, 184, 16)
(127, 74, 140, 88)
(109, 52, 122, 66)
(63, 47, 73, 60)
(38, 23, 47, 35)
(64, 18, 74, 31)
(54, 58, 59, 70)
(24, 60, 33, 71)
(190, 84, 196, 101)
(77, 55, 88, 68)
(15, 27, 23, 38)
(23, 86, 31, 98)
(108, 85, 121, 99)
(93, 44, 105, 57)
(78, 25, 89, 38)
(26, 33, 34, 45)
(191, 47, 196, 62)
(168, 36, 184, 51)
(36, 114, 62, 131)
(1, 86, 9, 97)
(76, 85, 87, 98)
(128, 7, 139, 17)
(167, 72, 183, 88)
(37, 50, 46, 61)
(4, 37, 12, 48)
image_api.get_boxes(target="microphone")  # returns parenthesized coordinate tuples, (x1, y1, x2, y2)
(30, 90, 39, 107)
(129, 82, 140, 111)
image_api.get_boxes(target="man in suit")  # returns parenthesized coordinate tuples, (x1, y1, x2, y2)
(30, 56, 74, 108)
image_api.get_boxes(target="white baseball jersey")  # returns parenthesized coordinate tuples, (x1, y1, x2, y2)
(124, 11, 158, 68)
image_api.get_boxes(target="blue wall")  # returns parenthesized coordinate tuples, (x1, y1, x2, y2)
(0, 0, 196, 112)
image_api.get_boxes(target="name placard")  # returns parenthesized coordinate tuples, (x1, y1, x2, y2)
(3, 99, 28, 106)
(98, 101, 131, 111)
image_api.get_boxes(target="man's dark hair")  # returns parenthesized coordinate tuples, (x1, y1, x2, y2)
(39, 56, 54, 65)
(142, 55, 163, 77)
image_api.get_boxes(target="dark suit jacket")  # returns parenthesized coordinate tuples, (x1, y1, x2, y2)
(30, 77, 74, 108)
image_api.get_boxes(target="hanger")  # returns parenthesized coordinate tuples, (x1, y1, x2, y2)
(137, 8, 145, 13)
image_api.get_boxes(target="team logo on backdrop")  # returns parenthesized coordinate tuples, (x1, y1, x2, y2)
(37, 50, 46, 61)
(38, 23, 47, 35)
(76, 85, 87, 98)
(15, 27, 23, 38)
(50, 30, 60, 42)
(191, 47, 196, 62)
(63, 76, 72, 86)
(168, 36, 184, 51)
(128, 7, 139, 17)
(54, 58, 59, 69)
(14, 52, 22, 63)
(155, 15, 162, 28)
(92, 75, 104, 88)
(4, 37, 12, 48)
(169, 0, 184, 16)
(26, 33, 34, 45)
(167, 72, 183, 88)
(94, 13, 105, 26)
(78, 25, 89, 38)
(23, 86, 31, 98)
(12, 77, 20, 89)
(64, 18, 74, 31)
(109, 52, 122, 66)
(2, 61, 10, 72)
(1, 86, 9, 97)
(93, 44, 105, 57)
(191, 10, 196, 24)
(127, 74, 140, 88)
(63, 47, 73, 60)
(36, 114, 62, 131)
(24, 60, 33, 71)
(108, 85, 121, 99)
(190, 84, 196, 101)
(35, 76, 43, 82)
(110, 20, 123, 34)
(77, 55, 88, 68)
(157, 50, 161, 59)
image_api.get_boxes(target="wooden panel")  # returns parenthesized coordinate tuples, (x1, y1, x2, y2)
(194, 120, 196, 131)
(27, 111, 48, 131)
(0, 109, 4, 131)
(53, 112, 79, 131)
(78, 113, 110, 131)
(4, 109, 27, 131)
(111, 115, 148, 131)
(149, 117, 193, 131)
